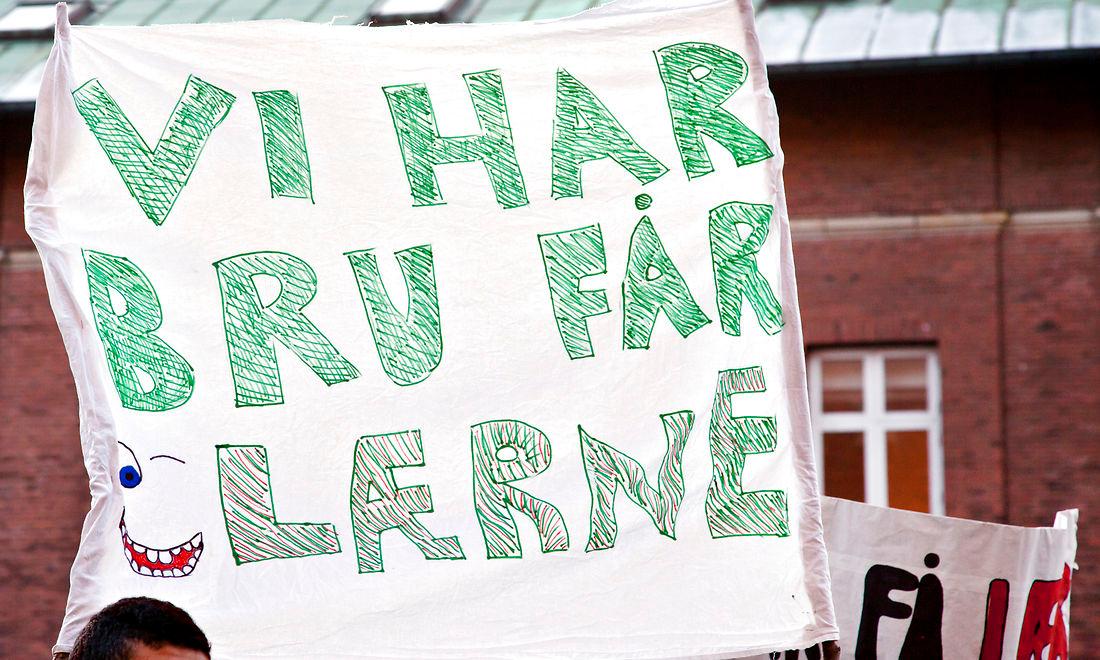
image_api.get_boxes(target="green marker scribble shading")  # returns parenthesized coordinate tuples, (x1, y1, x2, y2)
(254, 90, 313, 201)
(471, 420, 569, 559)
(706, 367, 789, 538)
(214, 252, 359, 407)
(709, 201, 784, 336)
(579, 411, 695, 551)
(551, 69, 667, 199)
(384, 70, 528, 209)
(654, 42, 772, 179)
(538, 225, 610, 360)
(346, 246, 442, 387)
(622, 215, 710, 349)
(83, 250, 193, 411)
(71, 76, 235, 226)
(217, 445, 341, 564)
(349, 430, 465, 573)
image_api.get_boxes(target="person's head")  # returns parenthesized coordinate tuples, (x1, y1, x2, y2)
(69, 597, 211, 660)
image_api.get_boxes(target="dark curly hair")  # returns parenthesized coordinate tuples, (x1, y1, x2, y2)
(69, 597, 211, 659)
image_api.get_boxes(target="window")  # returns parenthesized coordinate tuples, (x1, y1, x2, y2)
(0, 4, 56, 33)
(370, 0, 463, 24)
(0, 2, 89, 37)
(808, 348, 943, 514)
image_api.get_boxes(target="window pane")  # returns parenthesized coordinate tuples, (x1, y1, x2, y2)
(822, 359, 862, 412)
(0, 5, 59, 32)
(824, 432, 864, 502)
(375, 0, 453, 14)
(887, 430, 930, 512)
(886, 357, 928, 411)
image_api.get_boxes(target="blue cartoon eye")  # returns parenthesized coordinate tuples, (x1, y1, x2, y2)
(119, 466, 142, 488)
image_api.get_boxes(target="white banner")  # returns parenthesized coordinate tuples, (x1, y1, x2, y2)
(754, 498, 1077, 660)
(27, 1, 836, 657)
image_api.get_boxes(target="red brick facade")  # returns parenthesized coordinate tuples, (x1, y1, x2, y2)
(1, 59, 1097, 657)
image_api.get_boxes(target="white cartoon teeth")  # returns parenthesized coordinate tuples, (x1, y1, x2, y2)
(119, 511, 203, 578)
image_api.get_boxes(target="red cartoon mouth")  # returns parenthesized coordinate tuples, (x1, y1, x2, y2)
(119, 510, 203, 578)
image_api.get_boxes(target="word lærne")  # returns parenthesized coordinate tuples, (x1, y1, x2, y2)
(216, 365, 789, 573)
(72, 41, 773, 224)
(85, 199, 784, 412)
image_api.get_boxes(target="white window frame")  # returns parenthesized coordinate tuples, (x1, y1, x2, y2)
(808, 347, 944, 515)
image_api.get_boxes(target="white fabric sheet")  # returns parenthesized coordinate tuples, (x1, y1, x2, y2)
(26, 1, 836, 656)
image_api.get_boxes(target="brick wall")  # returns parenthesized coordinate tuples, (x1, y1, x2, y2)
(772, 58, 1100, 216)
(794, 231, 1007, 523)
(1, 111, 90, 658)
(774, 58, 1099, 649)
(1002, 225, 1100, 647)
(776, 69, 1000, 217)
(0, 58, 1097, 656)
(0, 261, 86, 659)
(0, 113, 31, 248)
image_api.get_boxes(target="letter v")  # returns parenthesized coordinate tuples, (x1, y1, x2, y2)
(72, 75, 236, 226)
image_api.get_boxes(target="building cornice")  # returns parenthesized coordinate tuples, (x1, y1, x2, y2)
(1, 208, 1097, 267)
(791, 208, 1099, 240)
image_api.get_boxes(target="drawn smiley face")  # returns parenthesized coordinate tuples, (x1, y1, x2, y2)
(117, 441, 204, 578)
